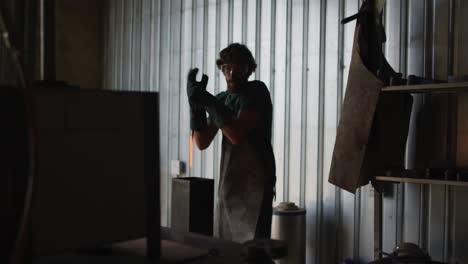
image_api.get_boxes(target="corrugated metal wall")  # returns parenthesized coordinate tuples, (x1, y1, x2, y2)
(103, 0, 468, 263)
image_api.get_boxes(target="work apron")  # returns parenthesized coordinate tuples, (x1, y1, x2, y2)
(214, 137, 267, 242)
(328, 23, 384, 193)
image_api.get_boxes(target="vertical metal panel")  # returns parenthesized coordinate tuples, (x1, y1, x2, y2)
(231, 0, 242, 42)
(131, 0, 142, 91)
(403, 13, 426, 246)
(227, 0, 233, 43)
(111, 0, 118, 89)
(419, 184, 429, 250)
(315, 0, 327, 261)
(169, 0, 182, 163)
(423, 0, 433, 79)
(141, 0, 152, 90)
(158, 0, 171, 226)
(268, 0, 276, 101)
(396, 0, 407, 249)
(433, 0, 449, 80)
(304, 0, 321, 262)
(241, 0, 247, 43)
(110, 1, 118, 90)
(212, 0, 221, 200)
(403, 0, 424, 248)
(385, 0, 402, 72)
(428, 185, 447, 260)
(427, 1, 450, 261)
(407, 1, 425, 76)
(190, 0, 204, 178)
(403, 183, 422, 244)
(287, 0, 303, 206)
(399, 0, 409, 76)
(179, 0, 193, 179)
(454, 185, 468, 261)
(201, 0, 208, 178)
(118, 0, 125, 90)
(218, 0, 228, 95)
(150, 0, 161, 92)
(165, 0, 182, 226)
(245, 0, 256, 69)
(102, 0, 110, 89)
(213, 0, 229, 201)
(299, 0, 309, 209)
(334, 0, 344, 260)
(322, 0, 339, 262)
(341, 0, 355, 93)
(358, 186, 374, 262)
(203, 0, 217, 181)
(110, 0, 116, 89)
(353, 189, 361, 261)
(336, 0, 344, 113)
(272, 0, 287, 203)
(123, 0, 133, 90)
(444, 187, 454, 261)
(254, 0, 262, 81)
(382, 185, 398, 253)
(257, 0, 270, 86)
(283, 0, 291, 202)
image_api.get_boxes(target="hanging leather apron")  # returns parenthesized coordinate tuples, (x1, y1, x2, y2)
(214, 137, 266, 243)
(328, 24, 384, 193)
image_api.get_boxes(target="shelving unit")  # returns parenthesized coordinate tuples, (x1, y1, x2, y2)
(375, 176, 468, 187)
(381, 81, 468, 93)
(373, 82, 468, 260)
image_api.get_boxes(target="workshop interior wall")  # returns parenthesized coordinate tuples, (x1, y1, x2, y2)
(103, 0, 468, 263)
(55, 0, 105, 89)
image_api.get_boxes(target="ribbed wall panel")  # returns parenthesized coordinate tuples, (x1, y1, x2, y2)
(103, 0, 468, 262)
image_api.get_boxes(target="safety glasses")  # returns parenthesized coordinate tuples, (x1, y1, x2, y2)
(220, 64, 249, 76)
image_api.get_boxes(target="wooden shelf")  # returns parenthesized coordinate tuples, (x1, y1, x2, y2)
(375, 176, 468, 187)
(381, 81, 468, 93)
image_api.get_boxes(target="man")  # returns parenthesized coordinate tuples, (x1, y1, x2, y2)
(186, 43, 276, 243)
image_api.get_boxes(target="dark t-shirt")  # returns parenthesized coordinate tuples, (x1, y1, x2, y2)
(213, 80, 276, 186)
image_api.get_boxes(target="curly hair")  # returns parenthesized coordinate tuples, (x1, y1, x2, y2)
(216, 43, 257, 74)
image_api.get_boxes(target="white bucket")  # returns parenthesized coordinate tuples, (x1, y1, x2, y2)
(271, 202, 306, 264)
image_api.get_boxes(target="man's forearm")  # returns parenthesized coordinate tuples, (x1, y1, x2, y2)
(220, 119, 246, 145)
(220, 110, 258, 145)
(194, 121, 219, 150)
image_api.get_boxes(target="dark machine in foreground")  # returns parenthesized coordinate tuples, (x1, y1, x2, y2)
(3, 86, 160, 262)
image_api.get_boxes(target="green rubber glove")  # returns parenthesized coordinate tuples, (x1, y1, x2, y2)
(190, 104, 207, 131)
(197, 90, 233, 128)
(187, 68, 208, 104)
(187, 68, 208, 131)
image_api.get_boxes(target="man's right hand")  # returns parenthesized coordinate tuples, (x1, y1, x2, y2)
(187, 68, 208, 105)
(187, 68, 209, 131)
